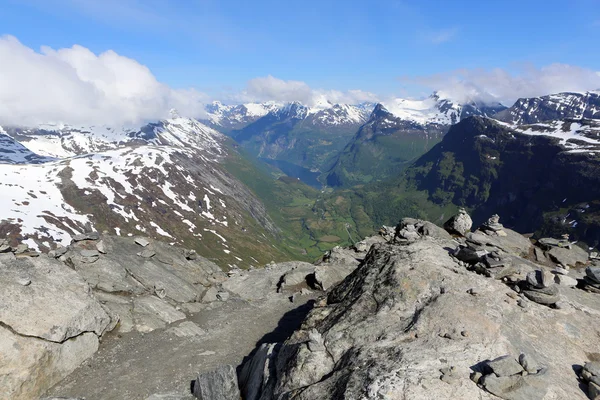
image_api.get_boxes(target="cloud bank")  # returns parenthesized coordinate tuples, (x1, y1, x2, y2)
(0, 35, 209, 126)
(404, 64, 600, 105)
(233, 75, 380, 107)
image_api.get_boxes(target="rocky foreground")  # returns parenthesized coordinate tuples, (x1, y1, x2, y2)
(1, 212, 600, 400)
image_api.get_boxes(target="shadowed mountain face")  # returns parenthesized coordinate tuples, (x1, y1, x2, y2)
(405, 115, 600, 245)
(494, 91, 600, 125)
(325, 96, 506, 188)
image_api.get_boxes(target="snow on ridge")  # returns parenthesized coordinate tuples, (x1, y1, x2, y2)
(383, 97, 460, 125)
(515, 120, 600, 148)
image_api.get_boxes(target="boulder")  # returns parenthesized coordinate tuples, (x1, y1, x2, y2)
(547, 246, 588, 267)
(192, 365, 240, 400)
(0, 256, 111, 399)
(486, 355, 524, 377)
(443, 208, 473, 235)
(239, 236, 599, 400)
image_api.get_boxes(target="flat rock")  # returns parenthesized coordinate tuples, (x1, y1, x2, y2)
(526, 270, 554, 288)
(126, 261, 201, 303)
(486, 355, 524, 377)
(547, 246, 588, 267)
(481, 372, 548, 400)
(192, 365, 240, 400)
(135, 237, 150, 247)
(167, 321, 207, 338)
(555, 274, 578, 287)
(586, 267, 600, 284)
(522, 289, 559, 305)
(0, 255, 111, 343)
(138, 249, 156, 258)
(80, 249, 100, 258)
(133, 296, 186, 333)
(1, 326, 100, 400)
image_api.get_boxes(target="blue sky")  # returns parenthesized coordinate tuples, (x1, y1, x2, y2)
(1, 0, 600, 125)
(2, 0, 599, 96)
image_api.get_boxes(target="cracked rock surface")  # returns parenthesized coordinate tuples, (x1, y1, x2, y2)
(240, 229, 600, 400)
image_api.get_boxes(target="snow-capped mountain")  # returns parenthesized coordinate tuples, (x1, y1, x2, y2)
(0, 114, 286, 268)
(272, 101, 373, 127)
(203, 101, 282, 131)
(383, 92, 505, 126)
(204, 100, 374, 132)
(325, 94, 506, 187)
(494, 91, 600, 125)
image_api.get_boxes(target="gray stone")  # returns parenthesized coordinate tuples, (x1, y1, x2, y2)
(55, 246, 68, 257)
(554, 274, 578, 287)
(534, 247, 546, 263)
(96, 240, 106, 254)
(481, 373, 548, 400)
(486, 355, 524, 377)
(239, 343, 278, 400)
(72, 233, 88, 242)
(185, 249, 198, 260)
(522, 289, 559, 305)
(0, 256, 111, 342)
(14, 243, 29, 254)
(526, 270, 553, 289)
(80, 249, 100, 258)
(586, 267, 600, 284)
(584, 362, 600, 378)
(313, 263, 356, 291)
(443, 208, 473, 236)
(0, 242, 12, 253)
(354, 241, 369, 252)
(126, 261, 200, 303)
(133, 296, 186, 333)
(553, 266, 569, 275)
(526, 284, 559, 296)
(138, 249, 156, 258)
(17, 277, 31, 286)
(589, 381, 600, 400)
(547, 246, 588, 267)
(0, 256, 112, 399)
(73, 232, 99, 241)
(537, 238, 562, 249)
(201, 287, 219, 303)
(135, 237, 150, 247)
(192, 365, 240, 400)
(518, 353, 539, 373)
(307, 329, 326, 352)
(216, 291, 230, 302)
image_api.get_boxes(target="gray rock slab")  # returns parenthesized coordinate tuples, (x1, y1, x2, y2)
(126, 261, 201, 303)
(192, 365, 240, 400)
(486, 355, 524, 377)
(548, 246, 588, 267)
(0, 255, 111, 342)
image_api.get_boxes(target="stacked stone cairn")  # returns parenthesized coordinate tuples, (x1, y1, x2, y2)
(519, 269, 560, 306)
(474, 353, 548, 400)
(580, 362, 600, 400)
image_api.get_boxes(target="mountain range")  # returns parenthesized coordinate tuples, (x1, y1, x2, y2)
(0, 113, 297, 268)
(2, 90, 600, 264)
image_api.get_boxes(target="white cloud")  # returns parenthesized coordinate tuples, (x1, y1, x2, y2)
(0, 35, 209, 127)
(424, 27, 458, 44)
(403, 64, 600, 105)
(232, 75, 379, 106)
